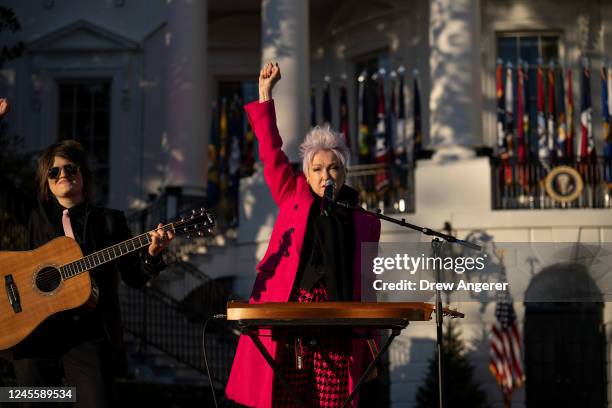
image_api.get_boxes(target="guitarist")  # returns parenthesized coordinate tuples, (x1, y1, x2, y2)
(0, 99, 174, 407)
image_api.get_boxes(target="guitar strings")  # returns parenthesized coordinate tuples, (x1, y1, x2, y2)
(36, 217, 211, 287)
(35, 223, 177, 288)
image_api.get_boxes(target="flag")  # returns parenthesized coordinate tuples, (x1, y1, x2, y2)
(503, 64, 515, 186)
(578, 66, 595, 161)
(375, 75, 390, 191)
(517, 64, 530, 190)
(566, 69, 575, 160)
(489, 292, 525, 400)
(339, 83, 350, 147)
(358, 71, 370, 163)
(395, 71, 407, 164)
(522, 62, 531, 160)
(413, 75, 422, 157)
(609, 65, 612, 135)
(322, 78, 332, 126)
(602, 67, 612, 160)
(556, 67, 567, 161)
(517, 64, 526, 163)
(219, 97, 229, 189)
(505, 64, 515, 160)
(602, 66, 612, 184)
(537, 66, 549, 161)
(496, 62, 507, 158)
(219, 97, 228, 146)
(547, 66, 556, 161)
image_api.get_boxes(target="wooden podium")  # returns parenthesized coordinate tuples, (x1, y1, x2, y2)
(227, 301, 464, 407)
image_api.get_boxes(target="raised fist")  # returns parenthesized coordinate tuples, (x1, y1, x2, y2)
(258, 62, 281, 102)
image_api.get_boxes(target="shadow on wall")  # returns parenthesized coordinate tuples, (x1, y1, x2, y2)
(261, 0, 298, 60)
(429, 1, 476, 147)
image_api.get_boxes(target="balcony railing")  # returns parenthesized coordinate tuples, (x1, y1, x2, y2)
(491, 157, 612, 209)
(346, 162, 415, 213)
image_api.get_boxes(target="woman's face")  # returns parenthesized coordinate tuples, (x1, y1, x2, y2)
(307, 150, 345, 198)
(47, 156, 84, 202)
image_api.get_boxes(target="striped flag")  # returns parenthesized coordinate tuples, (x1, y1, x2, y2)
(537, 65, 549, 161)
(547, 66, 556, 160)
(489, 292, 525, 400)
(602, 67, 612, 160)
(578, 66, 595, 161)
(517, 64, 526, 163)
(375, 73, 390, 191)
(602, 66, 612, 185)
(496, 62, 507, 158)
(517, 64, 530, 190)
(566, 69, 575, 160)
(339, 83, 350, 147)
(556, 67, 567, 161)
(522, 62, 531, 160)
(505, 64, 515, 159)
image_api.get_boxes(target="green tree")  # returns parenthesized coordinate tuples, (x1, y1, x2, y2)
(415, 321, 488, 408)
(0, 6, 30, 252)
(0, 6, 25, 65)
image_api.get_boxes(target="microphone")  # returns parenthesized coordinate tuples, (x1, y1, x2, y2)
(320, 179, 335, 216)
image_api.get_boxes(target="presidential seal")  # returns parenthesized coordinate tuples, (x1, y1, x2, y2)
(544, 165, 584, 203)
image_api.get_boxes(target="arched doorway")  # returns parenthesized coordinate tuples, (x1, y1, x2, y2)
(524, 263, 606, 407)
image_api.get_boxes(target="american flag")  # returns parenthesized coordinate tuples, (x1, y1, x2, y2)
(489, 292, 525, 399)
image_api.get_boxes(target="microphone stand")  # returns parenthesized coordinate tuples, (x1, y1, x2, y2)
(335, 201, 481, 408)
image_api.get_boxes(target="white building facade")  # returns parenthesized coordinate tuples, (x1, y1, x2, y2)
(1, 0, 612, 406)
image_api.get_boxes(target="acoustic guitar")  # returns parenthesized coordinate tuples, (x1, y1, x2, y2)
(0, 208, 214, 350)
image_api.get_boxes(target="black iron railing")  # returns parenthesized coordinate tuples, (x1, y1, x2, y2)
(347, 163, 415, 213)
(491, 157, 612, 209)
(120, 283, 238, 387)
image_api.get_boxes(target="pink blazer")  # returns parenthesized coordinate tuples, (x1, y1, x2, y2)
(225, 100, 381, 408)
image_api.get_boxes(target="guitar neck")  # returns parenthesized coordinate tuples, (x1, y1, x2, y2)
(59, 223, 175, 280)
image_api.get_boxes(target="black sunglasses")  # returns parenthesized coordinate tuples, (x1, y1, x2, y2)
(48, 163, 79, 180)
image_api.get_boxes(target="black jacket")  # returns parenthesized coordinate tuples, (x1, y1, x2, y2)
(0, 176, 164, 359)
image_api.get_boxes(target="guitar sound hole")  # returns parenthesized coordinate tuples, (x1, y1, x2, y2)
(35, 267, 62, 293)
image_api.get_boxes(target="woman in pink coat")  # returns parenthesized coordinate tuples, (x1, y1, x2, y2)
(226, 63, 381, 408)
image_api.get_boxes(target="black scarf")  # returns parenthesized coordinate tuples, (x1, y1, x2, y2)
(294, 185, 358, 301)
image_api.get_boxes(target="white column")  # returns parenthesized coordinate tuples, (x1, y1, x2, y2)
(165, 0, 208, 189)
(415, 0, 490, 214)
(429, 0, 482, 157)
(261, 0, 310, 162)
